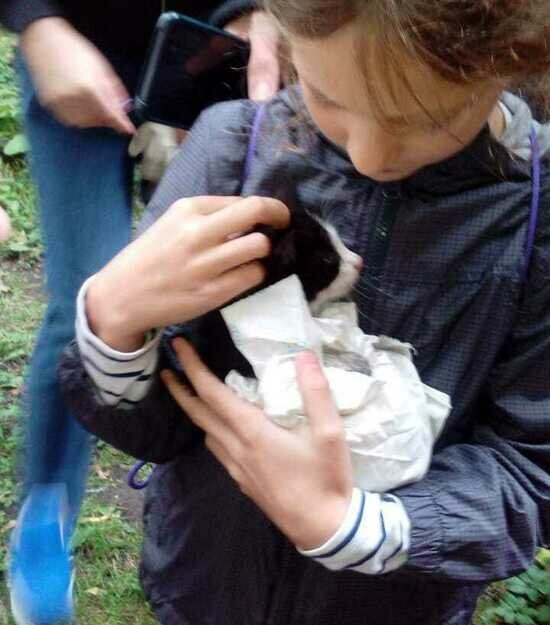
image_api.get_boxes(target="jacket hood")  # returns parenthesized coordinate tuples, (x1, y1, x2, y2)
(499, 92, 550, 160)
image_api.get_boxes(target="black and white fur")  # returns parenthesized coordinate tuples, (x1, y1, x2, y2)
(258, 209, 362, 312)
(164, 206, 362, 382)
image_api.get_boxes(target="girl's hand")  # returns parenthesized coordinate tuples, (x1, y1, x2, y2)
(21, 18, 135, 134)
(87, 196, 289, 351)
(162, 339, 353, 550)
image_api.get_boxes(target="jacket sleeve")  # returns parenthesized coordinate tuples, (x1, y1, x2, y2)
(59, 338, 202, 463)
(0, 0, 64, 33)
(58, 100, 257, 462)
(394, 184, 550, 583)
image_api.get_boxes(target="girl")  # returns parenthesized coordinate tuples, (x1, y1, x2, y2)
(59, 1, 550, 624)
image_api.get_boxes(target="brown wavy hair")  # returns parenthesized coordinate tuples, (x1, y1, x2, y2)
(262, 0, 550, 121)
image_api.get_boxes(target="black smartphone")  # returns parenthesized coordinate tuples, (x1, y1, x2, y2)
(134, 12, 250, 129)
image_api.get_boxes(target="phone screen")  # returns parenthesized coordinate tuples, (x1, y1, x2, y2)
(135, 14, 251, 129)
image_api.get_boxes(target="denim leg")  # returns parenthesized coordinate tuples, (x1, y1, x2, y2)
(17, 61, 134, 522)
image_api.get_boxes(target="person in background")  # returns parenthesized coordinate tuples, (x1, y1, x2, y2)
(0, 2, 280, 624)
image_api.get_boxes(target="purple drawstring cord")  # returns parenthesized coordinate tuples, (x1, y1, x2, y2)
(523, 127, 541, 283)
(127, 461, 155, 490)
(242, 103, 267, 185)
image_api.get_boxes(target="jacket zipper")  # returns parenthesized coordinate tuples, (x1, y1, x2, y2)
(360, 188, 401, 329)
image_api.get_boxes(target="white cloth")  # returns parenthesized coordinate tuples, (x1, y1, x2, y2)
(222, 275, 452, 493)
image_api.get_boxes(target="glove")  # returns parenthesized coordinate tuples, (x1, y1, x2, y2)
(128, 122, 180, 183)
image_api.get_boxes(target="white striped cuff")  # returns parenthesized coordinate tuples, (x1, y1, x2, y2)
(76, 277, 161, 406)
(298, 488, 410, 575)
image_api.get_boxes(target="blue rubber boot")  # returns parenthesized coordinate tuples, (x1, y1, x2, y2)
(8, 484, 74, 625)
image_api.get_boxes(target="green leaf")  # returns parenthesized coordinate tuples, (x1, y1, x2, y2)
(536, 549, 550, 568)
(5, 240, 32, 253)
(525, 567, 547, 585)
(495, 605, 517, 624)
(508, 579, 531, 596)
(71, 524, 97, 550)
(3, 133, 29, 156)
(536, 605, 550, 623)
(525, 587, 541, 603)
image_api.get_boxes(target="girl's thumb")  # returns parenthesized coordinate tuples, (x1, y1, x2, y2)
(295, 351, 341, 435)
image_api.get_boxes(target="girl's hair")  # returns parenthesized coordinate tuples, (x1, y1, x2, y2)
(262, 0, 550, 121)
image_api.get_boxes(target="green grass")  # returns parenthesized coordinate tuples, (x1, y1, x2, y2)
(0, 260, 44, 548)
(0, 33, 41, 264)
(0, 28, 548, 625)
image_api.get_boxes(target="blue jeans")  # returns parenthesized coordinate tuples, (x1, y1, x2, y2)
(17, 60, 135, 523)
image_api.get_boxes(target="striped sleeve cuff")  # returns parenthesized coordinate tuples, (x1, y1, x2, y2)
(298, 489, 410, 575)
(76, 277, 161, 407)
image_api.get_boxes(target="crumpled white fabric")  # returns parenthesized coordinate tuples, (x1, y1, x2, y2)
(221, 275, 451, 493)
(128, 122, 180, 182)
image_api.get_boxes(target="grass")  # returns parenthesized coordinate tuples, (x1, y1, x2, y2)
(0, 259, 44, 542)
(0, 28, 549, 625)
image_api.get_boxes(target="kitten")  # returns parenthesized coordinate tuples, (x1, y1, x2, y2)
(257, 209, 362, 313)
(246, 160, 362, 311)
(163, 209, 362, 381)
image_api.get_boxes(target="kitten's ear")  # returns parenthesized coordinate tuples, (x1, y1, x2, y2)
(263, 225, 297, 286)
(250, 173, 298, 243)
(250, 159, 300, 217)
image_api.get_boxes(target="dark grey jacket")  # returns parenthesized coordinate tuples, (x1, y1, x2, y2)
(59, 91, 550, 625)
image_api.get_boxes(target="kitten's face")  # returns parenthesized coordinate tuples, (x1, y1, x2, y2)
(259, 211, 362, 313)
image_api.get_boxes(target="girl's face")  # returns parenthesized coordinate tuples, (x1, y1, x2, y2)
(290, 24, 504, 181)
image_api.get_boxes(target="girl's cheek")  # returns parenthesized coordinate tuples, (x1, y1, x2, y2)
(309, 104, 348, 147)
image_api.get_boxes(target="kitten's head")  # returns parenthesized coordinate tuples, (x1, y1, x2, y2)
(258, 210, 362, 313)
